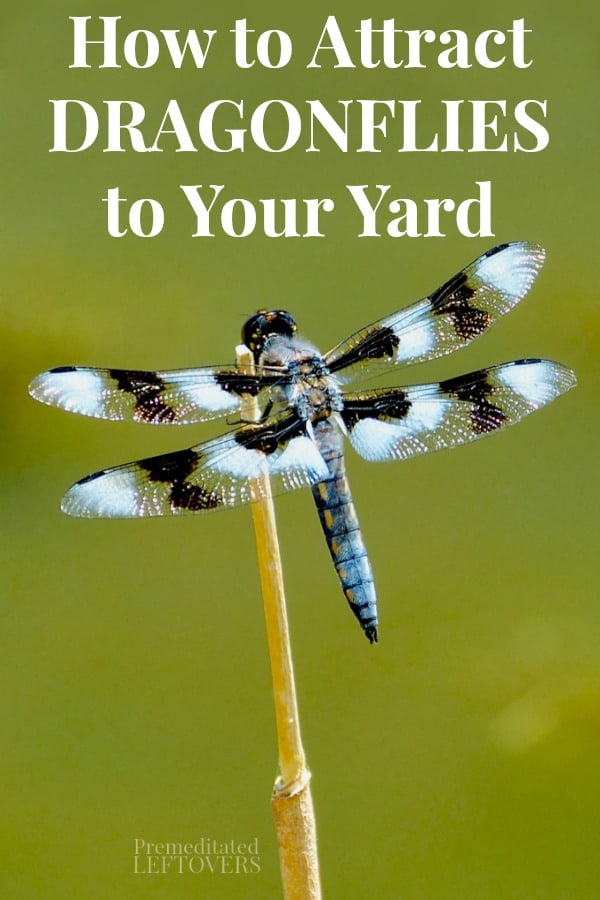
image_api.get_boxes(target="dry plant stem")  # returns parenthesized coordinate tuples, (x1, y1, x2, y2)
(236, 344, 321, 900)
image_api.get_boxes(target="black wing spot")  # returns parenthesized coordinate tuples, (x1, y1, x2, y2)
(138, 449, 211, 510)
(341, 409, 361, 431)
(380, 393, 411, 420)
(215, 371, 259, 397)
(441, 371, 507, 434)
(430, 272, 490, 340)
(235, 415, 306, 455)
(234, 428, 280, 455)
(368, 326, 401, 360)
(109, 369, 176, 423)
(138, 448, 199, 483)
(328, 325, 400, 374)
(342, 391, 410, 430)
(170, 482, 221, 511)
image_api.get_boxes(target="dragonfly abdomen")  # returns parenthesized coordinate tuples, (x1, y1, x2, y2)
(311, 420, 378, 643)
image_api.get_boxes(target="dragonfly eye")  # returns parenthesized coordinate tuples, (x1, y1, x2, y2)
(242, 310, 297, 361)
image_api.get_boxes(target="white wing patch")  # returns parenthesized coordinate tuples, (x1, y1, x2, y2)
(496, 360, 575, 406)
(180, 378, 239, 413)
(204, 432, 328, 482)
(62, 470, 148, 518)
(30, 369, 106, 418)
(395, 309, 436, 362)
(270, 435, 329, 481)
(475, 243, 546, 301)
(349, 401, 445, 462)
(204, 441, 268, 480)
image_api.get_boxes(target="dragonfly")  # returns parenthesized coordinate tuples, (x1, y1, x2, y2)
(29, 242, 576, 643)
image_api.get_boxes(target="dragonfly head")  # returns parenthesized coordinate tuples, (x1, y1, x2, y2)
(242, 310, 297, 362)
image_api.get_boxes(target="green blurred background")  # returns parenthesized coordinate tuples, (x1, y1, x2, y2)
(2, 1, 598, 897)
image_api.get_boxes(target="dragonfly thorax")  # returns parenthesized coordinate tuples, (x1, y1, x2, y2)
(259, 335, 343, 422)
(289, 357, 343, 423)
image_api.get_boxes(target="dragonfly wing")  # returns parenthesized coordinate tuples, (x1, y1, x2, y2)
(326, 242, 546, 380)
(341, 359, 576, 462)
(61, 411, 330, 517)
(29, 365, 286, 425)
